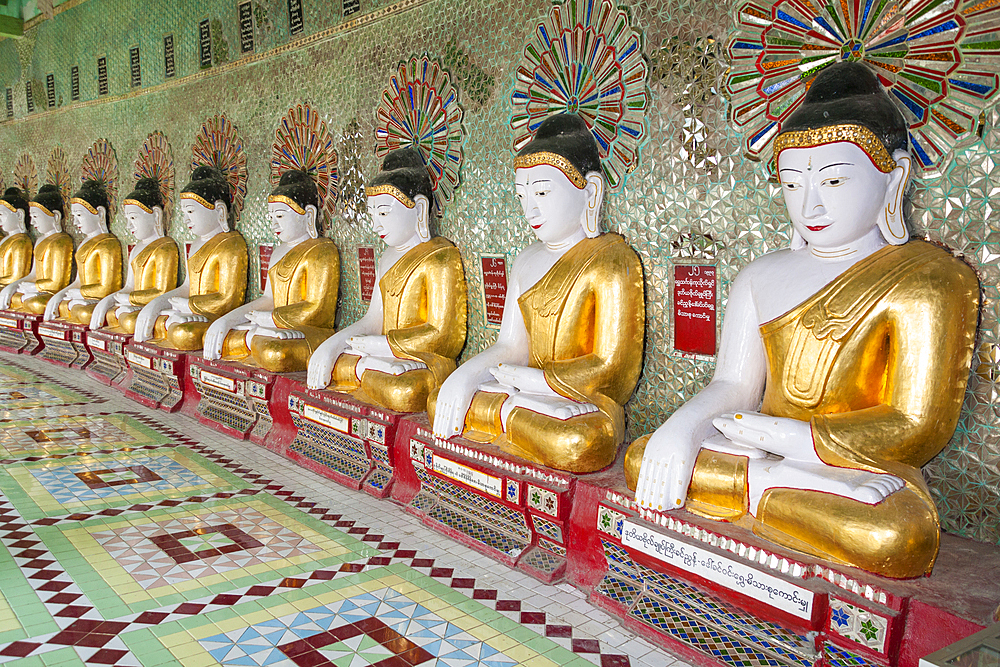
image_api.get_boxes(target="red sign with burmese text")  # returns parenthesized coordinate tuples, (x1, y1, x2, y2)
(673, 265, 716, 356)
(358, 246, 376, 302)
(481, 254, 508, 326)
(259, 244, 274, 290)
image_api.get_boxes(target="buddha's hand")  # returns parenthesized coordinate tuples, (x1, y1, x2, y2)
(346, 335, 394, 359)
(633, 425, 701, 511)
(253, 327, 305, 340)
(306, 336, 346, 390)
(113, 292, 132, 306)
(66, 289, 84, 302)
(432, 371, 481, 439)
(356, 355, 425, 377)
(165, 311, 208, 328)
(203, 320, 231, 360)
(246, 310, 276, 329)
(0, 283, 17, 308)
(168, 296, 191, 313)
(712, 412, 815, 463)
(19, 281, 38, 296)
(490, 364, 558, 397)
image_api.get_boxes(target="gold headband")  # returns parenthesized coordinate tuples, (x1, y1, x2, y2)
(772, 124, 897, 174)
(0, 200, 17, 213)
(122, 198, 153, 214)
(29, 201, 55, 217)
(512, 151, 587, 189)
(365, 184, 415, 209)
(267, 194, 306, 215)
(70, 197, 99, 215)
(180, 192, 216, 210)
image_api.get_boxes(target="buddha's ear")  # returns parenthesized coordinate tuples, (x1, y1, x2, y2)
(53, 210, 62, 229)
(583, 172, 604, 238)
(878, 149, 911, 246)
(152, 206, 165, 237)
(214, 201, 230, 232)
(305, 205, 319, 239)
(413, 195, 431, 242)
(15, 208, 25, 233)
(97, 206, 109, 234)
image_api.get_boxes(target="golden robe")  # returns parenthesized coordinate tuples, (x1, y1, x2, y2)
(628, 240, 979, 578)
(63, 234, 123, 324)
(105, 237, 179, 334)
(155, 231, 247, 350)
(13, 232, 74, 314)
(222, 237, 340, 373)
(442, 233, 643, 473)
(332, 237, 466, 412)
(0, 233, 32, 287)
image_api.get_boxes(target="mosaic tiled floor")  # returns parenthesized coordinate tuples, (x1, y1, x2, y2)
(0, 352, 686, 667)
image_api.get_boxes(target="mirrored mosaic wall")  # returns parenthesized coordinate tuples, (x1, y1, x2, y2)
(0, 0, 997, 545)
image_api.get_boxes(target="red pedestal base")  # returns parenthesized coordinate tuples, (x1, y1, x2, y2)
(85, 329, 133, 386)
(121, 340, 191, 411)
(36, 320, 91, 368)
(0, 311, 44, 354)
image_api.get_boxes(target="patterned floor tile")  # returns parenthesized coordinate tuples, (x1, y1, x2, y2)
(0, 538, 59, 644)
(121, 564, 583, 667)
(33, 494, 380, 617)
(0, 447, 252, 519)
(0, 384, 101, 411)
(0, 362, 40, 385)
(0, 414, 173, 458)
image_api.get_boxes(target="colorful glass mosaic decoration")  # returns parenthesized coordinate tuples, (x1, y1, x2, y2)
(13, 152, 37, 197)
(134, 131, 176, 225)
(46, 146, 72, 202)
(190, 114, 249, 221)
(375, 55, 465, 208)
(728, 0, 1000, 173)
(270, 104, 339, 222)
(510, 0, 650, 190)
(80, 138, 120, 211)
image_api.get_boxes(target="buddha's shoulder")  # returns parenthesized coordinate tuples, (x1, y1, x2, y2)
(735, 247, 794, 282)
(215, 231, 248, 250)
(300, 237, 339, 259)
(898, 240, 979, 290)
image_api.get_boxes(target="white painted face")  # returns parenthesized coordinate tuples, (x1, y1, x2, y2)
(123, 204, 157, 241)
(29, 207, 60, 235)
(778, 142, 892, 249)
(267, 202, 312, 244)
(0, 206, 22, 234)
(181, 199, 223, 238)
(514, 164, 587, 245)
(367, 193, 419, 247)
(71, 202, 105, 237)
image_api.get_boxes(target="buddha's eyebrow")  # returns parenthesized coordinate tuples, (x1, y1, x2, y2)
(530, 179, 552, 185)
(778, 168, 801, 174)
(820, 162, 852, 171)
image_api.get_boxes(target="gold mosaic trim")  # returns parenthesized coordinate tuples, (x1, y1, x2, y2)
(180, 192, 216, 210)
(70, 197, 99, 215)
(29, 202, 55, 217)
(122, 198, 152, 214)
(365, 185, 415, 209)
(513, 151, 586, 188)
(773, 124, 897, 173)
(268, 194, 306, 215)
(0, 200, 17, 213)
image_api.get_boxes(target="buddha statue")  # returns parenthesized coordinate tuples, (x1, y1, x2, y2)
(133, 165, 247, 351)
(203, 170, 339, 373)
(45, 179, 123, 324)
(0, 187, 33, 288)
(430, 114, 644, 473)
(627, 62, 980, 579)
(90, 178, 179, 334)
(0, 184, 74, 314)
(306, 148, 466, 412)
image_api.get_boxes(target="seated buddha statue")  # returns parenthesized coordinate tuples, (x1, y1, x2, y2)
(0, 187, 33, 288)
(306, 148, 466, 412)
(627, 62, 980, 579)
(431, 114, 644, 473)
(133, 165, 248, 351)
(45, 180, 123, 324)
(90, 178, 178, 333)
(203, 170, 339, 373)
(0, 184, 74, 314)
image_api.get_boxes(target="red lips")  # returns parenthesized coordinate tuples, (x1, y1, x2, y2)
(806, 224, 830, 232)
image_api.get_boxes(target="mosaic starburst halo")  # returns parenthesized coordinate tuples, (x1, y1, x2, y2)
(13, 153, 37, 198)
(190, 114, 249, 221)
(375, 55, 465, 207)
(510, 0, 650, 191)
(270, 104, 339, 221)
(81, 139, 120, 211)
(135, 131, 176, 224)
(46, 146, 72, 202)
(728, 0, 1000, 173)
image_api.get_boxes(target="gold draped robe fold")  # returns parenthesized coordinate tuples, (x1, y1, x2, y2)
(61, 233, 123, 324)
(12, 232, 74, 314)
(222, 237, 340, 373)
(453, 233, 643, 473)
(104, 237, 179, 334)
(155, 231, 248, 350)
(331, 236, 466, 413)
(0, 233, 32, 287)
(627, 240, 979, 578)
